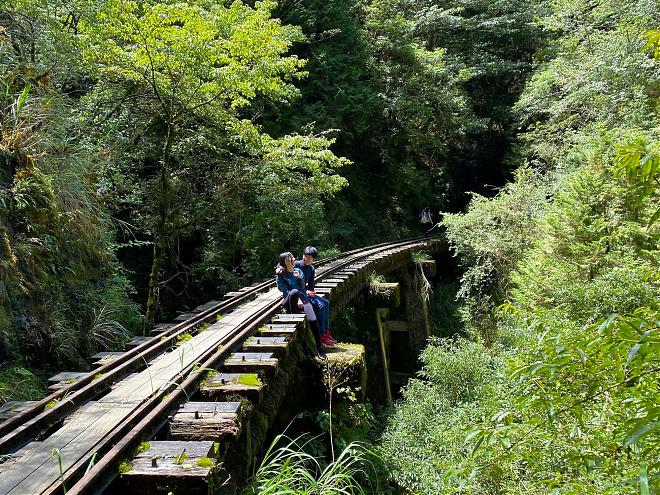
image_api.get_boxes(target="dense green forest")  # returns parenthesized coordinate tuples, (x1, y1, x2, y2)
(1, 0, 659, 493)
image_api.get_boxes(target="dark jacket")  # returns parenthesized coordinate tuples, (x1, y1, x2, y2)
(275, 268, 305, 297)
(294, 260, 315, 291)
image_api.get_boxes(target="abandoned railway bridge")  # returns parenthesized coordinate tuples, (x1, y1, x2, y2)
(0, 237, 446, 495)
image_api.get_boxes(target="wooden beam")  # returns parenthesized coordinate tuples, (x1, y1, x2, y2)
(375, 309, 392, 404)
(383, 320, 408, 333)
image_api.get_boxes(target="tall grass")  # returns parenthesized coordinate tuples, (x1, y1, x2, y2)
(244, 434, 372, 495)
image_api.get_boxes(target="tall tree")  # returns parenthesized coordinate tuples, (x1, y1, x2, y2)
(80, 0, 344, 324)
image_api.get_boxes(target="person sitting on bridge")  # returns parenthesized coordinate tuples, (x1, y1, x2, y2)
(296, 246, 336, 347)
(276, 252, 326, 358)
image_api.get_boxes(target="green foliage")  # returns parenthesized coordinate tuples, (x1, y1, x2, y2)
(381, 3, 660, 494)
(0, 364, 44, 401)
(379, 337, 509, 494)
(442, 167, 550, 342)
(512, 137, 659, 324)
(0, 1, 138, 365)
(514, 0, 660, 169)
(244, 434, 373, 495)
(428, 280, 462, 338)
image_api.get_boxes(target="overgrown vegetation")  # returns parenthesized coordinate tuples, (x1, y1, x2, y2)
(244, 434, 373, 495)
(380, 1, 660, 493)
(2, 1, 657, 493)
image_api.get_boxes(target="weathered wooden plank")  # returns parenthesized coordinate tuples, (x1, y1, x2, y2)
(193, 301, 221, 312)
(0, 402, 136, 495)
(270, 314, 306, 325)
(150, 323, 175, 336)
(243, 336, 289, 357)
(169, 415, 239, 441)
(123, 441, 216, 492)
(47, 372, 87, 383)
(223, 353, 278, 378)
(90, 352, 126, 368)
(174, 312, 197, 322)
(176, 402, 241, 415)
(200, 373, 263, 403)
(261, 323, 299, 331)
(384, 320, 408, 333)
(226, 352, 273, 361)
(314, 283, 337, 289)
(125, 336, 155, 350)
(0, 401, 38, 423)
(169, 404, 240, 441)
(90, 351, 125, 361)
(222, 291, 244, 298)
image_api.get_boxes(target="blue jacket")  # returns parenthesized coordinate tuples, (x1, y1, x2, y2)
(294, 260, 315, 291)
(276, 268, 305, 297)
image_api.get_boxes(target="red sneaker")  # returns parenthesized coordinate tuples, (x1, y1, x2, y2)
(326, 332, 338, 344)
(321, 333, 336, 347)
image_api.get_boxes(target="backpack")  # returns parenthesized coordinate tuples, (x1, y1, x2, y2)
(420, 208, 433, 224)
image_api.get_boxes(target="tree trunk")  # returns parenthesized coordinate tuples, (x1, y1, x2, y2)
(145, 122, 175, 329)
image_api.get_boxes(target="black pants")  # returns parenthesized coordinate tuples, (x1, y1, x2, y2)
(281, 289, 322, 349)
(281, 289, 301, 314)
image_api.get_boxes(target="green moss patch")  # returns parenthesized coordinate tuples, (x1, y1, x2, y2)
(196, 457, 214, 468)
(175, 332, 193, 345)
(118, 460, 133, 473)
(136, 441, 150, 454)
(237, 373, 262, 387)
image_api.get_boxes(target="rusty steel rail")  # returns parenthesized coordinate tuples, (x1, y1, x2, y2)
(0, 239, 404, 452)
(0, 237, 438, 495)
(64, 237, 433, 495)
(0, 237, 425, 454)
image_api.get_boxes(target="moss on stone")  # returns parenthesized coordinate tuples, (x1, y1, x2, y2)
(175, 332, 193, 345)
(118, 461, 133, 473)
(237, 373, 262, 387)
(196, 457, 214, 468)
(136, 441, 150, 454)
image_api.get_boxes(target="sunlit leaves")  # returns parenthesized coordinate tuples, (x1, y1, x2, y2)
(80, 0, 305, 116)
(614, 139, 660, 225)
(643, 29, 660, 59)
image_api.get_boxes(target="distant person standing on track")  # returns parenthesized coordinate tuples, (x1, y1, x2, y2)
(419, 207, 437, 234)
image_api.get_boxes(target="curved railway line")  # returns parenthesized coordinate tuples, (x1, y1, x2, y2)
(0, 237, 439, 495)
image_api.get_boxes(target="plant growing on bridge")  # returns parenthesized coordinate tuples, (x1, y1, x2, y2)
(50, 448, 67, 494)
(367, 271, 393, 298)
(411, 251, 433, 303)
(244, 433, 373, 495)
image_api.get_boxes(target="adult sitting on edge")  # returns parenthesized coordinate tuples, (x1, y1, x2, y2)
(296, 246, 336, 347)
(275, 252, 326, 358)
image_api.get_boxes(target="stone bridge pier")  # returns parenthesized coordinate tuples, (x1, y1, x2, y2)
(321, 242, 446, 403)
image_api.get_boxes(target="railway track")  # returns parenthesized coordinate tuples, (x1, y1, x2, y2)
(0, 237, 438, 495)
